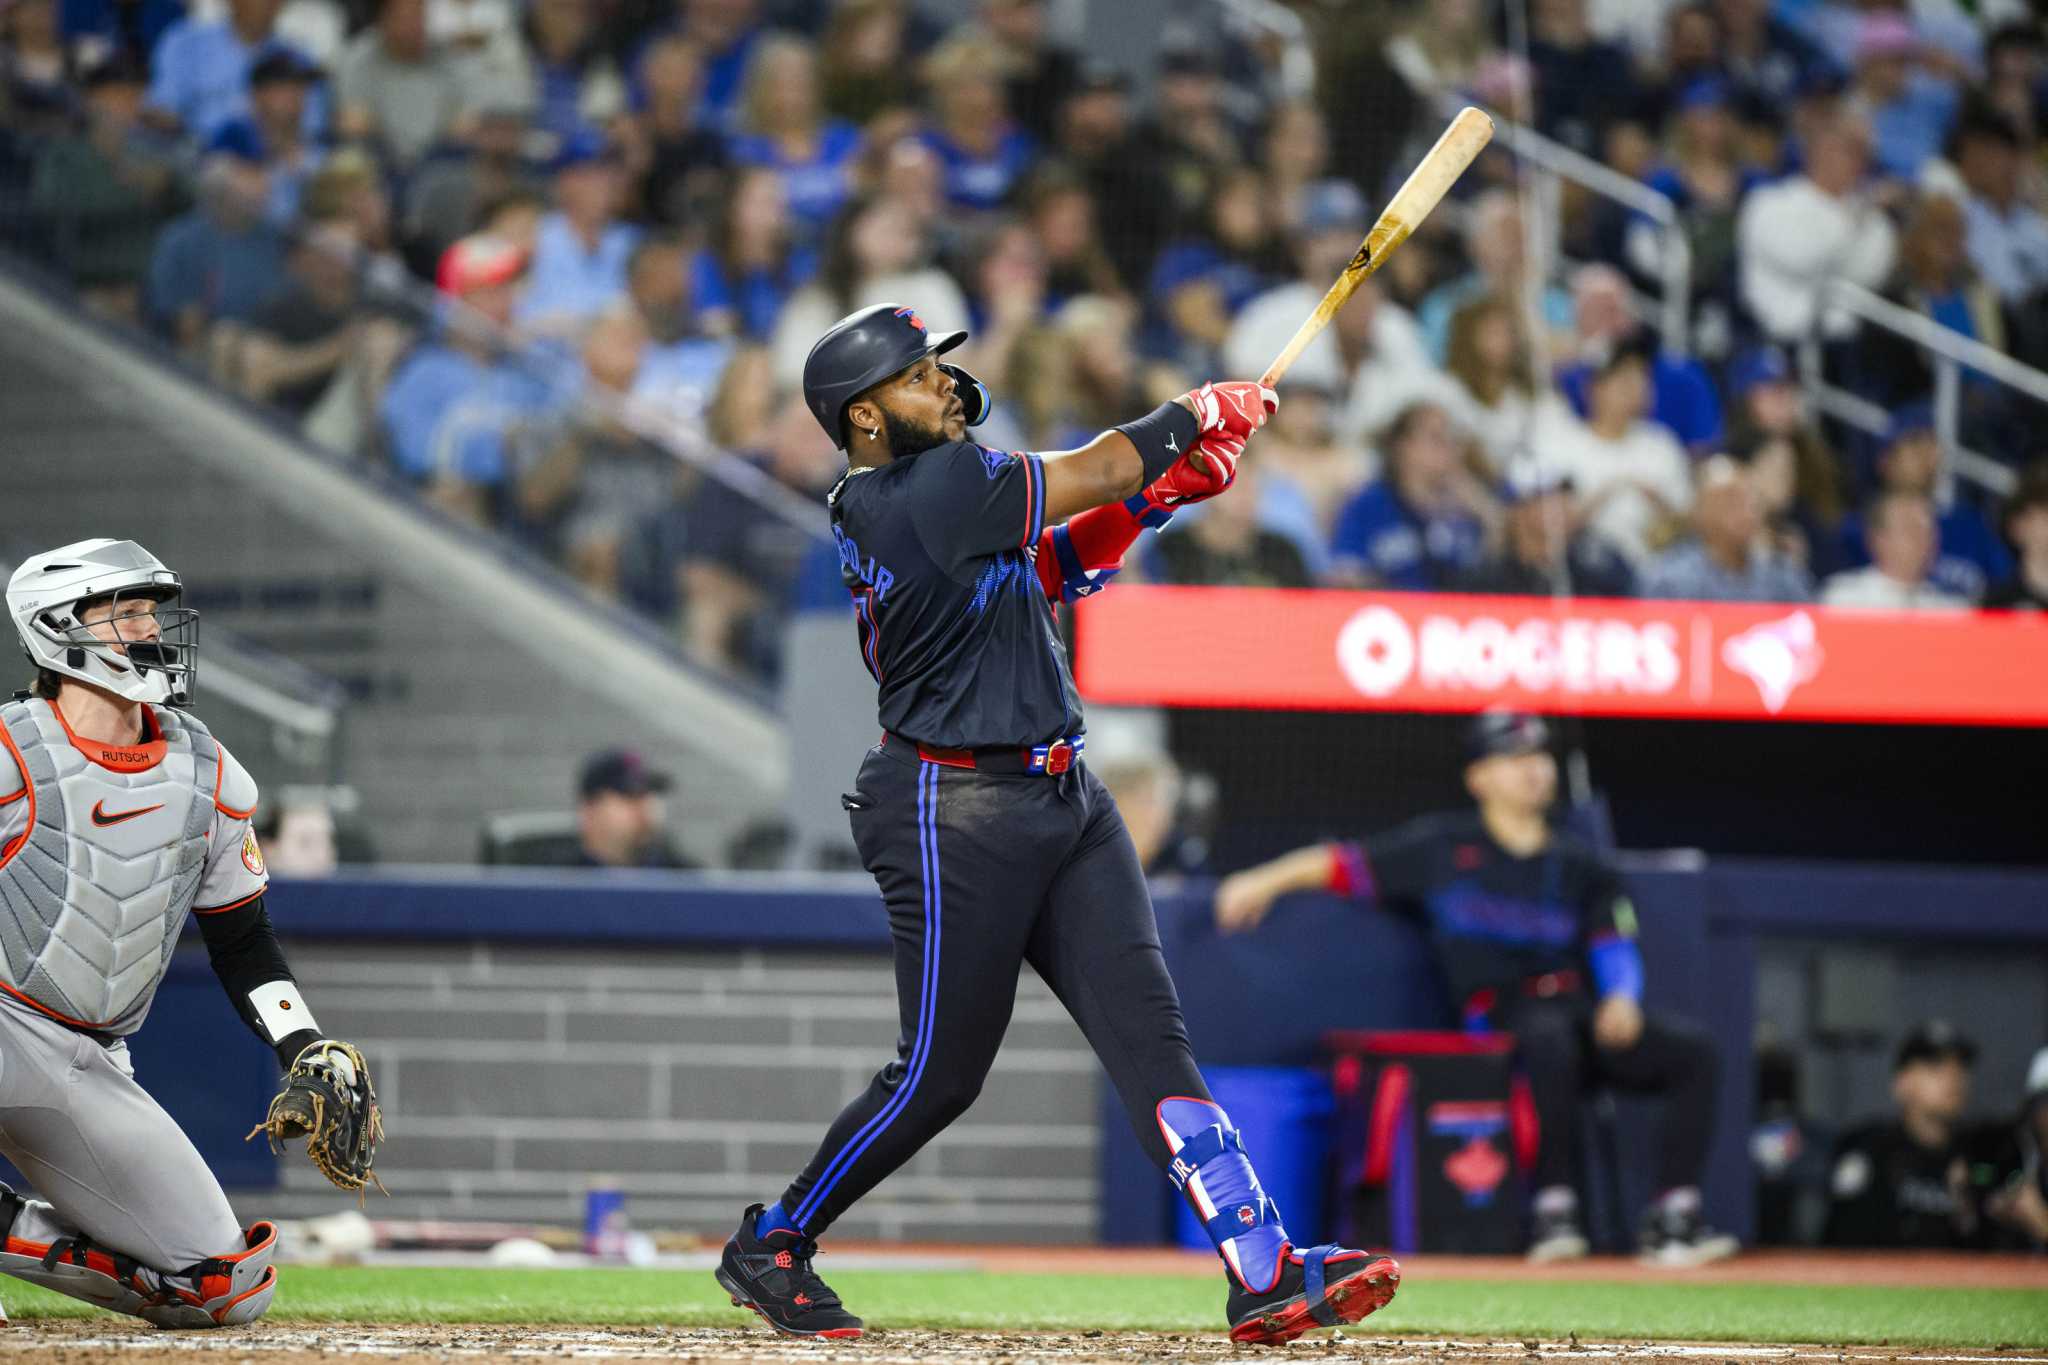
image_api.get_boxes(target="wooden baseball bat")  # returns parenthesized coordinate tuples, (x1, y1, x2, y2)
(1260, 106, 1495, 388)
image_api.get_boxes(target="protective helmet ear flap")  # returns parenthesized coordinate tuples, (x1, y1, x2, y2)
(939, 363, 991, 426)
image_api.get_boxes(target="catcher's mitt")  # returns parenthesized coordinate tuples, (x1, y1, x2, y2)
(249, 1039, 385, 1196)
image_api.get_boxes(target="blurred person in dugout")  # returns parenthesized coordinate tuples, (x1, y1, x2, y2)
(571, 749, 692, 870)
(252, 797, 338, 878)
(1978, 1047, 2048, 1250)
(1215, 711, 1737, 1267)
(1090, 749, 1194, 879)
(1825, 1022, 2048, 1249)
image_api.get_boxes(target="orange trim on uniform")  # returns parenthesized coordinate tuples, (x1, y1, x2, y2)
(211, 737, 255, 820)
(0, 720, 32, 870)
(0, 976, 117, 1031)
(194, 888, 265, 916)
(210, 1266, 277, 1321)
(45, 699, 167, 773)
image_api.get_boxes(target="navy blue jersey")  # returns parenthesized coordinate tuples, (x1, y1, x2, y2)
(827, 440, 1083, 749)
(1335, 811, 1636, 1006)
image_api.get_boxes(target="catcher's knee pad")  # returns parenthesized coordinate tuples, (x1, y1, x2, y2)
(143, 1222, 280, 1329)
(1157, 1097, 1292, 1294)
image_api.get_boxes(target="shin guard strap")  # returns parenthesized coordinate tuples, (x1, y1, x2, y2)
(1303, 1245, 1341, 1327)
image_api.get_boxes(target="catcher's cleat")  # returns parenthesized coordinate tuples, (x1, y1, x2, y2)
(1226, 1243, 1400, 1346)
(714, 1205, 863, 1340)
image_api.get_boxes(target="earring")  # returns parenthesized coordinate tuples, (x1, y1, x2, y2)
(866, 428, 879, 439)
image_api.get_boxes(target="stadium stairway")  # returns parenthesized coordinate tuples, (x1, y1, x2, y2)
(0, 265, 785, 865)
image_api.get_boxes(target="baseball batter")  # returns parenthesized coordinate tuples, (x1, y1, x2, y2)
(713, 304, 1400, 1345)
(0, 538, 380, 1328)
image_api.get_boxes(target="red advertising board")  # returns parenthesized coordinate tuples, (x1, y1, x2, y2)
(1072, 588, 2048, 727)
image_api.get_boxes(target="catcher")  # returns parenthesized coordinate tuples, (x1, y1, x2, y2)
(0, 538, 380, 1328)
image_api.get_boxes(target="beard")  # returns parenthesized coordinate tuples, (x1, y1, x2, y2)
(884, 410, 954, 459)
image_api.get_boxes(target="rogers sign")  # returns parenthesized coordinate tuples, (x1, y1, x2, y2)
(1073, 588, 2048, 728)
(1336, 606, 1683, 700)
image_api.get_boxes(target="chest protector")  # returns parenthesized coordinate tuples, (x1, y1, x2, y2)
(0, 699, 220, 1035)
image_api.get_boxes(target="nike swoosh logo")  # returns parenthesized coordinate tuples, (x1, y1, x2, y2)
(91, 799, 163, 828)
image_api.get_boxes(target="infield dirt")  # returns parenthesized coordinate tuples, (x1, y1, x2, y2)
(6, 1322, 2048, 1365)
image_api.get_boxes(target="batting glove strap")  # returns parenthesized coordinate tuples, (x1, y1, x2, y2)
(1123, 492, 1175, 529)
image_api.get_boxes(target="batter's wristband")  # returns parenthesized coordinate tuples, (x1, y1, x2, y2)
(1115, 401, 1201, 487)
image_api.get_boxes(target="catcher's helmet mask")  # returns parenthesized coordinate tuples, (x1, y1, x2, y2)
(7, 539, 200, 707)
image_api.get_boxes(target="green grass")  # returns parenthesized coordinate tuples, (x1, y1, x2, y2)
(4, 1268, 2042, 1348)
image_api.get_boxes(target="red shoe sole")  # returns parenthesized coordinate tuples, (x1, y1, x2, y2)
(726, 1294, 864, 1340)
(1228, 1257, 1400, 1346)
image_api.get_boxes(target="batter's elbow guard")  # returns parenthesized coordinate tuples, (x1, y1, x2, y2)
(940, 363, 991, 426)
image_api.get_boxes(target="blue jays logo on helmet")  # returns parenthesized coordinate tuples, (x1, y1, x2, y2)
(894, 307, 926, 334)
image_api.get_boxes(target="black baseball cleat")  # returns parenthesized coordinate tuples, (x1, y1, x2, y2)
(714, 1205, 864, 1340)
(1226, 1243, 1400, 1345)
(1638, 1202, 1739, 1268)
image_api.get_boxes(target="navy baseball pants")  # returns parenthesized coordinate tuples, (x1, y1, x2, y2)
(1496, 996, 1720, 1193)
(777, 740, 1211, 1236)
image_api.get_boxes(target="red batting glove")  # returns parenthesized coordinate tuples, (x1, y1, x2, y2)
(1146, 431, 1243, 509)
(1182, 381, 1279, 440)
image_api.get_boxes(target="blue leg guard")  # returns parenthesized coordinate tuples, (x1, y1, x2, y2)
(1157, 1097, 1291, 1293)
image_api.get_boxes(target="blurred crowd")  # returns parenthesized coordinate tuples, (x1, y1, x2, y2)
(7, 0, 2048, 687)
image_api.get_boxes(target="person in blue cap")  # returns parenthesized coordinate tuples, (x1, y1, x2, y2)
(205, 46, 324, 224)
(1458, 464, 1635, 599)
(1835, 404, 2011, 602)
(571, 749, 690, 869)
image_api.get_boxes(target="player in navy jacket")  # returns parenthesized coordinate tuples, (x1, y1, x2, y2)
(1218, 711, 1736, 1267)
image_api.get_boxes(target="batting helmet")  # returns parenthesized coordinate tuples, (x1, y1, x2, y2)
(802, 303, 969, 444)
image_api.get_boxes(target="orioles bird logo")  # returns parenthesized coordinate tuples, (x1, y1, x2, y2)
(894, 306, 926, 333)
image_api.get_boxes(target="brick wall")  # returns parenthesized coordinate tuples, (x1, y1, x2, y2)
(241, 942, 1103, 1244)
